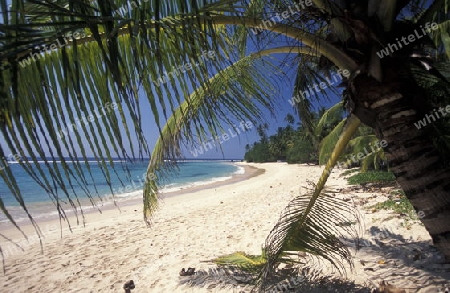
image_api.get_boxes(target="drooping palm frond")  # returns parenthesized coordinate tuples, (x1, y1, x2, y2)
(254, 114, 362, 291)
(209, 187, 363, 291)
(256, 189, 362, 291)
(142, 51, 280, 222)
(318, 118, 347, 165)
(347, 134, 385, 172)
(315, 101, 344, 136)
(2, 0, 239, 228)
(292, 62, 323, 143)
(187, 114, 368, 291)
(143, 46, 317, 223)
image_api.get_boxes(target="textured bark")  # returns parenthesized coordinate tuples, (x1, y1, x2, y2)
(350, 64, 450, 260)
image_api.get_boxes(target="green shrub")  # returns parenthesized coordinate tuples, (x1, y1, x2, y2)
(369, 190, 419, 225)
(347, 171, 395, 185)
(370, 195, 414, 216)
(286, 138, 317, 164)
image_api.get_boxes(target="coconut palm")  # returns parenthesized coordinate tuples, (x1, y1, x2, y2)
(318, 101, 387, 171)
(1, 0, 450, 287)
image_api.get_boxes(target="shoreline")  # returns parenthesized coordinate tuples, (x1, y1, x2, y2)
(0, 163, 264, 233)
(161, 164, 265, 199)
(1, 162, 448, 293)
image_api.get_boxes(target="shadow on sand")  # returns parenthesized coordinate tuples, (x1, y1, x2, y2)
(178, 265, 371, 292)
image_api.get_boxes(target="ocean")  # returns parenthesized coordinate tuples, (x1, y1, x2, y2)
(0, 160, 242, 223)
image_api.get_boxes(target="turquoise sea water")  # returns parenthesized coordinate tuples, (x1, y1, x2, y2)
(0, 160, 242, 223)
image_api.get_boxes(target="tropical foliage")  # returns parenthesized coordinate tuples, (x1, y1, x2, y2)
(245, 104, 387, 172)
(244, 109, 343, 164)
(244, 118, 314, 163)
(1, 0, 450, 290)
(215, 114, 364, 291)
(347, 171, 396, 185)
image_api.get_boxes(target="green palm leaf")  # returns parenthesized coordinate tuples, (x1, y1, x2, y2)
(143, 46, 315, 223)
(212, 193, 362, 290)
(253, 115, 362, 291)
(213, 250, 268, 274)
(315, 101, 344, 137)
(318, 119, 347, 165)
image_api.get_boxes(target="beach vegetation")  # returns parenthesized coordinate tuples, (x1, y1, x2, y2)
(245, 108, 343, 164)
(244, 123, 317, 164)
(369, 193, 417, 220)
(347, 171, 396, 185)
(317, 102, 388, 172)
(246, 100, 389, 170)
(369, 189, 421, 229)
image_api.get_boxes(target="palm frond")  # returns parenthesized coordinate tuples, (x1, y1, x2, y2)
(256, 186, 362, 291)
(347, 134, 379, 152)
(143, 46, 323, 223)
(315, 101, 344, 136)
(0, 0, 362, 230)
(360, 150, 386, 172)
(428, 20, 450, 60)
(255, 115, 362, 291)
(292, 61, 343, 146)
(142, 50, 282, 223)
(348, 134, 384, 171)
(417, 0, 449, 26)
(318, 118, 346, 165)
(213, 250, 268, 274)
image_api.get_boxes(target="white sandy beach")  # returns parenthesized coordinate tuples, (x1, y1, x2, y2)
(0, 163, 449, 292)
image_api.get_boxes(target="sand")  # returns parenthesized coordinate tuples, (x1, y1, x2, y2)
(0, 163, 448, 292)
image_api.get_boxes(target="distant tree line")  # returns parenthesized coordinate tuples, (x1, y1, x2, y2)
(244, 103, 397, 171)
(244, 111, 338, 164)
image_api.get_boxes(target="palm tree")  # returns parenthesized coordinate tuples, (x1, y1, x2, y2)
(1, 0, 450, 286)
(318, 101, 387, 171)
(284, 113, 295, 126)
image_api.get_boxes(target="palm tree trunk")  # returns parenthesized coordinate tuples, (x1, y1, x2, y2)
(350, 71, 450, 260)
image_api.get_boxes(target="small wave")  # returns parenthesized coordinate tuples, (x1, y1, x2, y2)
(113, 190, 142, 198)
(0, 193, 142, 224)
(160, 175, 232, 193)
(29, 160, 126, 164)
(0, 206, 65, 224)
